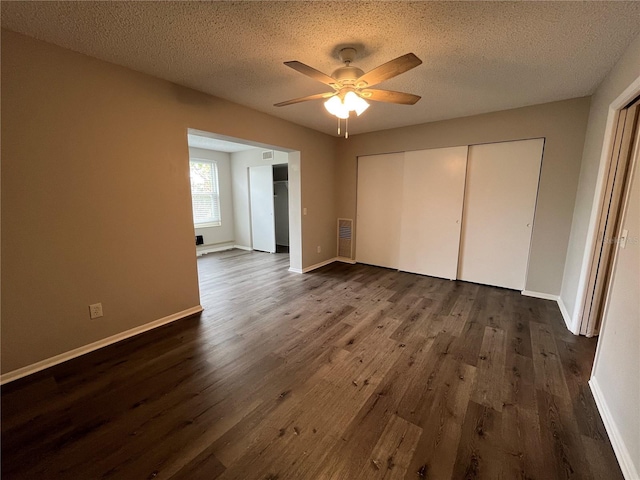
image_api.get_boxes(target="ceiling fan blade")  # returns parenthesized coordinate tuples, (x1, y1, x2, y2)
(356, 53, 422, 88)
(274, 92, 335, 107)
(360, 89, 421, 105)
(284, 61, 337, 86)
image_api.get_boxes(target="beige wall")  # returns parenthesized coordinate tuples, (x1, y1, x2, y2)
(1, 30, 337, 374)
(336, 98, 591, 295)
(560, 32, 640, 321)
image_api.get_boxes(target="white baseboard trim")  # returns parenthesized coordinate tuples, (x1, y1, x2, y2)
(556, 296, 578, 334)
(289, 257, 341, 274)
(196, 244, 254, 256)
(336, 257, 356, 264)
(521, 291, 579, 336)
(196, 243, 235, 256)
(0, 305, 204, 385)
(521, 290, 559, 301)
(302, 258, 337, 273)
(590, 378, 639, 480)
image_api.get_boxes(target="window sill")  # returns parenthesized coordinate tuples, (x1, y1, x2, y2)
(194, 222, 221, 229)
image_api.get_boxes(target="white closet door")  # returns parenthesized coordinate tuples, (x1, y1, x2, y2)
(458, 139, 544, 290)
(398, 146, 468, 279)
(356, 153, 404, 269)
(249, 165, 276, 253)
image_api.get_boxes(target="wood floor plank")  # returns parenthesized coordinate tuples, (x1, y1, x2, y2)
(170, 448, 226, 480)
(358, 414, 422, 480)
(470, 326, 507, 412)
(503, 352, 537, 411)
(404, 360, 477, 480)
(301, 342, 431, 480)
(451, 400, 505, 480)
(501, 404, 554, 480)
(395, 333, 459, 424)
(530, 321, 571, 398)
(536, 389, 596, 480)
(0, 251, 624, 480)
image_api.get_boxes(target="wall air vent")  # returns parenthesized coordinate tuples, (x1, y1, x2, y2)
(337, 218, 353, 259)
(262, 150, 274, 161)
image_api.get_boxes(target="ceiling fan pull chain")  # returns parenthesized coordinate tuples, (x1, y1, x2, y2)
(337, 117, 341, 136)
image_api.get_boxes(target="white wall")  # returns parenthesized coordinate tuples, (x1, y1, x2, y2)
(591, 140, 640, 479)
(560, 32, 640, 321)
(555, 31, 640, 480)
(189, 147, 235, 251)
(231, 149, 288, 248)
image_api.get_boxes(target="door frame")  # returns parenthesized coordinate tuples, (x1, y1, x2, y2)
(570, 73, 640, 335)
(579, 101, 639, 336)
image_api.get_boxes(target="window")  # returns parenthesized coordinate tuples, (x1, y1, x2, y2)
(189, 159, 221, 226)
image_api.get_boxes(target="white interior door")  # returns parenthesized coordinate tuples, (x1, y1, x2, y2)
(398, 146, 468, 279)
(249, 165, 275, 253)
(356, 153, 404, 269)
(458, 139, 544, 290)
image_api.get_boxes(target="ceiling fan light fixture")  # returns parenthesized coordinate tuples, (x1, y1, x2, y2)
(324, 95, 349, 119)
(344, 91, 370, 116)
(325, 91, 370, 119)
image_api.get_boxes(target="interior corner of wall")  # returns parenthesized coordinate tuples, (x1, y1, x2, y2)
(557, 295, 579, 335)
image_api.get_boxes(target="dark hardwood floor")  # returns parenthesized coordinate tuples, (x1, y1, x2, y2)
(1, 250, 623, 479)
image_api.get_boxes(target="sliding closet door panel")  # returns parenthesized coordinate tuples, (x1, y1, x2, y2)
(458, 139, 544, 290)
(398, 146, 468, 279)
(356, 153, 404, 269)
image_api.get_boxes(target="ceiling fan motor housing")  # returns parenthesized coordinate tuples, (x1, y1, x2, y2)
(332, 47, 363, 85)
(339, 47, 357, 63)
(331, 66, 365, 84)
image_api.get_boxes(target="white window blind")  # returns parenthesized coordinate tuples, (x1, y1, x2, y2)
(189, 159, 221, 226)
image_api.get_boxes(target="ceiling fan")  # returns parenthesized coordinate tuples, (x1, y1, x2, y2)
(274, 48, 422, 137)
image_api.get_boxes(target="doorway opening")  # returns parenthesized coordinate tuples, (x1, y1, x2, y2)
(273, 164, 290, 253)
(248, 161, 289, 254)
(186, 129, 302, 274)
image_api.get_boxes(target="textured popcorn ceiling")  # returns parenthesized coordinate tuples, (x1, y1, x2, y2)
(3, 1, 640, 136)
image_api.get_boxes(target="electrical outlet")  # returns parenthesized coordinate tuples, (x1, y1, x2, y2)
(89, 303, 103, 319)
(317, 245, 321, 253)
